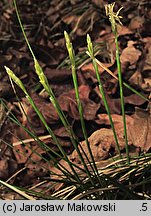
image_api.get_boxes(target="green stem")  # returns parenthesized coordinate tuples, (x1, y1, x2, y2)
(95, 58, 149, 102)
(37, 62, 95, 185)
(64, 32, 99, 186)
(13, 0, 35, 58)
(92, 57, 121, 158)
(71, 63, 102, 185)
(86, 34, 121, 158)
(25, 95, 82, 183)
(13, 0, 94, 184)
(114, 31, 129, 164)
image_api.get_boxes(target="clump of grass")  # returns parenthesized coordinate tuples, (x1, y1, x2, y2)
(64, 31, 101, 184)
(13, 0, 102, 188)
(54, 154, 151, 199)
(7, 0, 107, 189)
(4, 67, 84, 185)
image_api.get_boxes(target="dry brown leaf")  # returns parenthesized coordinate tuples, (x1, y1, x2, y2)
(96, 113, 133, 128)
(0, 157, 17, 179)
(13, 142, 32, 164)
(128, 70, 144, 88)
(117, 25, 133, 36)
(45, 68, 72, 83)
(58, 85, 100, 120)
(129, 16, 144, 31)
(50, 107, 151, 179)
(81, 62, 113, 75)
(28, 93, 59, 127)
(143, 36, 151, 63)
(128, 105, 151, 152)
(0, 158, 9, 178)
(120, 41, 142, 66)
(70, 128, 125, 165)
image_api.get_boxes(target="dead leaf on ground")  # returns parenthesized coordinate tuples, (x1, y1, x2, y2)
(0, 157, 17, 179)
(129, 16, 145, 31)
(96, 113, 133, 128)
(128, 104, 151, 152)
(97, 104, 151, 152)
(28, 93, 59, 127)
(120, 40, 142, 66)
(99, 92, 147, 114)
(70, 128, 125, 165)
(0, 158, 9, 178)
(117, 25, 133, 36)
(45, 68, 72, 83)
(58, 85, 100, 120)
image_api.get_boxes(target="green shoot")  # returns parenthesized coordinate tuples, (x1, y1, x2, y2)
(64, 31, 102, 184)
(105, 3, 129, 164)
(4, 66, 83, 184)
(13, 0, 99, 185)
(86, 35, 121, 158)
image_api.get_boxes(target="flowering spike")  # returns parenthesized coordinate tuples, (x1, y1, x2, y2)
(105, 3, 123, 33)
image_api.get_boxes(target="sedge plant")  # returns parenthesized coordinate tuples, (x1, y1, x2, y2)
(64, 31, 101, 184)
(86, 34, 121, 158)
(4, 67, 84, 185)
(13, 0, 102, 187)
(105, 3, 129, 164)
